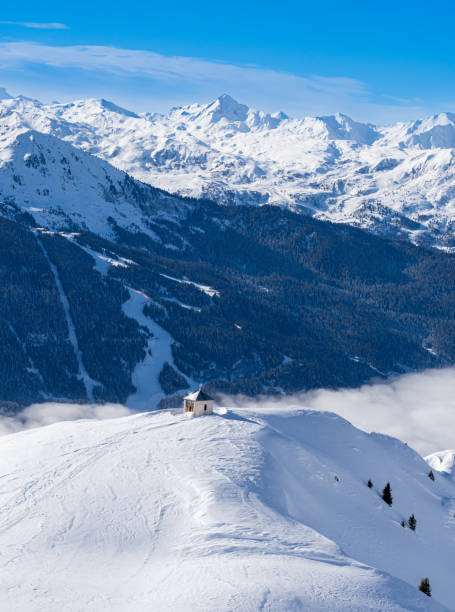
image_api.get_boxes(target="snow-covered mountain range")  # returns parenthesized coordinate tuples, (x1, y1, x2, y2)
(4, 86, 455, 407)
(2, 86, 455, 611)
(3, 88, 455, 406)
(4, 89, 455, 247)
(0, 405, 452, 611)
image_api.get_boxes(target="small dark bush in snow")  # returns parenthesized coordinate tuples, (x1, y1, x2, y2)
(419, 578, 431, 597)
(428, 470, 435, 481)
(382, 482, 393, 506)
(367, 479, 373, 488)
(408, 514, 417, 531)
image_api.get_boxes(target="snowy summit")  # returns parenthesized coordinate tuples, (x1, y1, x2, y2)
(0, 405, 451, 611)
(5, 90, 455, 247)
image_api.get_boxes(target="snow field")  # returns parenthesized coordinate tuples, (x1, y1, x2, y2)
(0, 407, 450, 610)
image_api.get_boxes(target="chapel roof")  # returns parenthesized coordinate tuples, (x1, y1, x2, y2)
(184, 387, 214, 402)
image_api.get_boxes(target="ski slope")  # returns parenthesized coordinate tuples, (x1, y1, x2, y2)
(122, 287, 192, 410)
(0, 406, 451, 611)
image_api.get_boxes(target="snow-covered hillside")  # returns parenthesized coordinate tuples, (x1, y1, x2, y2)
(0, 406, 452, 611)
(5, 90, 455, 247)
(0, 122, 190, 239)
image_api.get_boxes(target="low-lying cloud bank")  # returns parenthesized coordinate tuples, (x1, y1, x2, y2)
(226, 367, 455, 456)
(0, 402, 133, 436)
(1, 367, 454, 456)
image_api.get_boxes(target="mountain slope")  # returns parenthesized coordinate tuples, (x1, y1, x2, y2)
(4, 178, 455, 407)
(0, 127, 190, 239)
(5, 92, 455, 248)
(0, 406, 449, 611)
(4, 110, 455, 407)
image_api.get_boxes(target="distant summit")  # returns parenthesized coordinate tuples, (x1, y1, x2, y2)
(97, 98, 140, 119)
(200, 94, 249, 123)
(5, 90, 455, 248)
(316, 112, 380, 145)
(399, 112, 455, 149)
(174, 94, 288, 131)
(55, 98, 140, 119)
(0, 87, 13, 100)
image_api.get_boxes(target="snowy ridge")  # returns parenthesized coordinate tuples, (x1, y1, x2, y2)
(0, 123, 190, 240)
(0, 405, 451, 611)
(5, 91, 455, 246)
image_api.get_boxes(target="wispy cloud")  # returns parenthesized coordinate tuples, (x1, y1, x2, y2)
(0, 41, 423, 122)
(0, 41, 365, 93)
(0, 21, 69, 30)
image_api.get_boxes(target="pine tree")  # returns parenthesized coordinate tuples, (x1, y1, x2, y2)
(428, 470, 435, 481)
(419, 578, 431, 597)
(408, 514, 417, 531)
(400, 519, 405, 527)
(382, 482, 392, 506)
(367, 479, 373, 488)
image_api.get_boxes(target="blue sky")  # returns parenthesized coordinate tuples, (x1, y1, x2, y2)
(1, 0, 454, 123)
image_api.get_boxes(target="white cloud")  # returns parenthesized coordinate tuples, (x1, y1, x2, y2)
(0, 21, 69, 30)
(0, 41, 423, 122)
(224, 367, 455, 456)
(0, 367, 453, 457)
(0, 41, 364, 92)
(0, 367, 452, 459)
(0, 402, 133, 436)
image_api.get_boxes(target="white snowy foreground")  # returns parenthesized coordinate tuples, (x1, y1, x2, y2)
(0, 406, 452, 611)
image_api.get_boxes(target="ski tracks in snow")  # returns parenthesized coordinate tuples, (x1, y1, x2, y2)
(34, 231, 100, 401)
(122, 287, 192, 410)
(0, 410, 448, 611)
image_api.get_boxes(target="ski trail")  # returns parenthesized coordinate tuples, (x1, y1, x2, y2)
(34, 232, 98, 402)
(122, 287, 193, 410)
(7, 322, 45, 388)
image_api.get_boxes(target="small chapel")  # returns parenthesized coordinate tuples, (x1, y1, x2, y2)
(183, 385, 214, 417)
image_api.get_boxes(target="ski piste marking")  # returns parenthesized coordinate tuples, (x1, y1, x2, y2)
(128, 287, 151, 301)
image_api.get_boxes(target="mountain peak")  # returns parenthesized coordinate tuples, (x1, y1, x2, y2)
(56, 98, 140, 119)
(216, 93, 240, 105)
(316, 112, 380, 144)
(204, 94, 249, 122)
(271, 110, 289, 121)
(97, 98, 140, 118)
(432, 111, 455, 124)
(0, 87, 13, 100)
